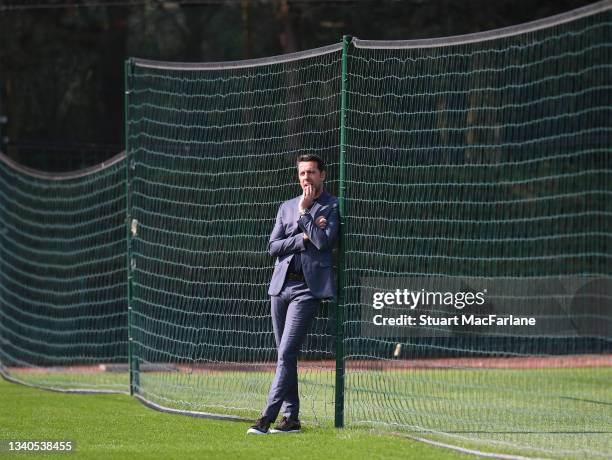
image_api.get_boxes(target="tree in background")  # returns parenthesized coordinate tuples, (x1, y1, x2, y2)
(0, 0, 597, 170)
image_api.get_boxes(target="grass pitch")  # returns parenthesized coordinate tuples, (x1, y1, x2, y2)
(3, 364, 611, 459)
(0, 377, 471, 460)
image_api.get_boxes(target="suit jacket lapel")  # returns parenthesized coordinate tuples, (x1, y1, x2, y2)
(310, 200, 322, 217)
(310, 189, 329, 217)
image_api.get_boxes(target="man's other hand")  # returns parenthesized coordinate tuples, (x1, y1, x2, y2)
(302, 216, 326, 243)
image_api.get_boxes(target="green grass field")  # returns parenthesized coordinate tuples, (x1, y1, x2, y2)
(133, 367, 612, 459)
(3, 365, 612, 459)
(0, 377, 472, 460)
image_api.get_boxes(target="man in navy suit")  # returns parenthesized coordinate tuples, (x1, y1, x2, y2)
(248, 153, 339, 434)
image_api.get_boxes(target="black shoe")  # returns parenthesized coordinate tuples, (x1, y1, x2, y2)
(247, 416, 271, 435)
(270, 416, 301, 433)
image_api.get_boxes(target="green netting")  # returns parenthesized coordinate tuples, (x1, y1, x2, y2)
(0, 153, 128, 392)
(126, 46, 342, 421)
(342, 6, 612, 458)
(0, 1, 611, 457)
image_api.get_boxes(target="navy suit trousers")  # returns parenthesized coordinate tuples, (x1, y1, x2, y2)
(262, 280, 319, 421)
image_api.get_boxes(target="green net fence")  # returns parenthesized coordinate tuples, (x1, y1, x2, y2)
(0, 152, 128, 392)
(126, 45, 342, 420)
(1, 1, 611, 457)
(343, 5, 612, 458)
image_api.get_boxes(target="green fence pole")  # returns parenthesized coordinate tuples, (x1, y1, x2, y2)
(124, 59, 138, 396)
(335, 35, 350, 429)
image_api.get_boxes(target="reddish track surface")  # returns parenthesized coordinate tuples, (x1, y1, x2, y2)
(178, 354, 612, 372)
(6, 354, 611, 374)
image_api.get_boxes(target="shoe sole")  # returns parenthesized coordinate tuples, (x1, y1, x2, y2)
(247, 428, 269, 435)
(269, 428, 301, 433)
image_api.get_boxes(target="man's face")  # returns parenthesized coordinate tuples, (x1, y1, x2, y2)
(298, 161, 326, 194)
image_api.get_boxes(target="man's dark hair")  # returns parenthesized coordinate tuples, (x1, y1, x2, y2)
(296, 153, 326, 172)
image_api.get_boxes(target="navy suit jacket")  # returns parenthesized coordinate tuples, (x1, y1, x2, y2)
(268, 190, 339, 299)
